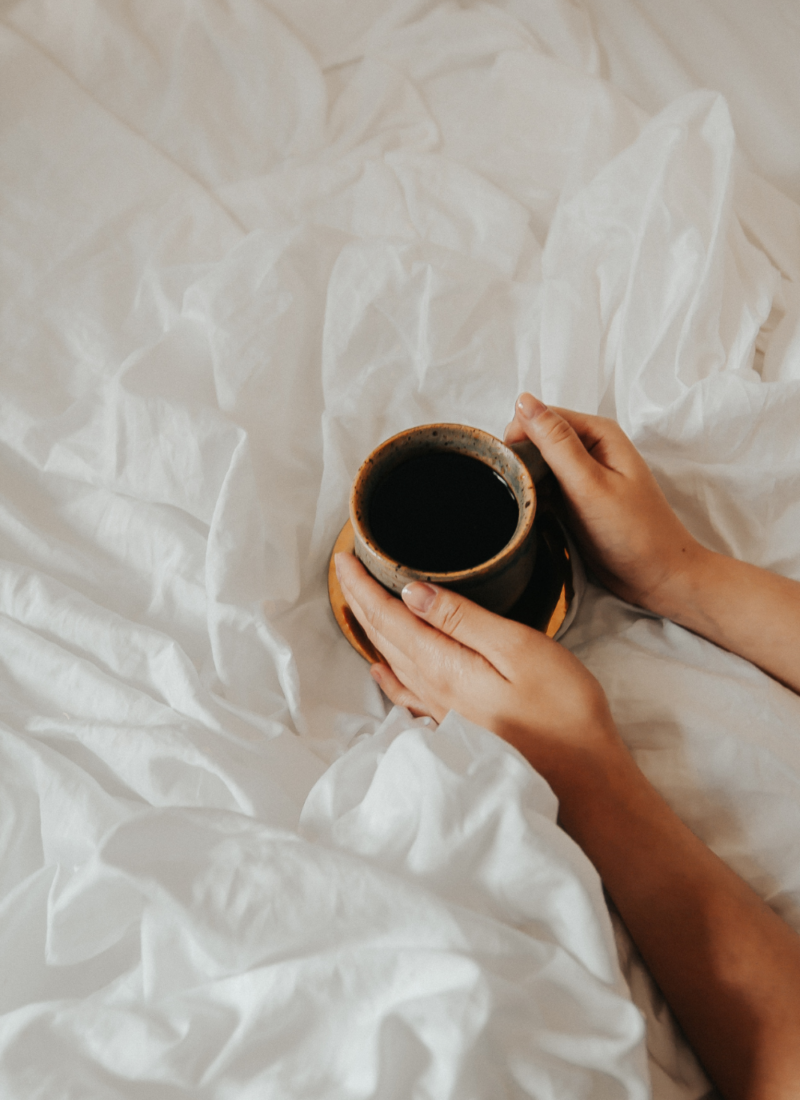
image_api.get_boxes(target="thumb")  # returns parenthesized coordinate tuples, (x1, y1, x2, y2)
(401, 581, 499, 652)
(400, 580, 537, 678)
(513, 393, 597, 491)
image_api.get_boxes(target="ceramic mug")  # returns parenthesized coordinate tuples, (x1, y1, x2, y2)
(349, 424, 548, 616)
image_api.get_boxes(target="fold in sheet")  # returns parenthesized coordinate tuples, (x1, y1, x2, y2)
(1, 712, 648, 1097)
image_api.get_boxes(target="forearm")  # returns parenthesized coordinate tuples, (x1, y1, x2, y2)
(338, 545, 800, 1096)
(649, 545, 800, 694)
(553, 750, 800, 1100)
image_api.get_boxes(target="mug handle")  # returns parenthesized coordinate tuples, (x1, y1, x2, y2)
(509, 439, 549, 486)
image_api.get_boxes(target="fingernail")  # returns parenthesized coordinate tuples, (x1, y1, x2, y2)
(401, 582, 437, 613)
(517, 392, 545, 420)
(370, 664, 383, 684)
(334, 552, 345, 580)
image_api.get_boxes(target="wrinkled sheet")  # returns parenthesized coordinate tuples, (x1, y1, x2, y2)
(2, 1, 800, 1096)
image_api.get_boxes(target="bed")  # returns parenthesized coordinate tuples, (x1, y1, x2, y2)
(2, 1, 799, 1095)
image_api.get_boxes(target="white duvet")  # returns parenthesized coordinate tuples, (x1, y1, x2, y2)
(2, 2, 800, 1096)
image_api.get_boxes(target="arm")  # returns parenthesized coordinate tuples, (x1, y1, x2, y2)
(648, 548, 800, 693)
(336, 392, 800, 1098)
(562, 745, 800, 1100)
(335, 553, 800, 1100)
(505, 393, 800, 693)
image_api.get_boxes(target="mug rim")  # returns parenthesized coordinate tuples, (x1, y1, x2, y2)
(349, 422, 537, 584)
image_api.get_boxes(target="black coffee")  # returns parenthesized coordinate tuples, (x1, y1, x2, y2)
(367, 450, 518, 573)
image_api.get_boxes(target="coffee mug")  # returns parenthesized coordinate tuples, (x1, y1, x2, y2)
(349, 424, 548, 616)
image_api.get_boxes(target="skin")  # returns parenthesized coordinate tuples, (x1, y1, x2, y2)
(334, 392, 800, 1100)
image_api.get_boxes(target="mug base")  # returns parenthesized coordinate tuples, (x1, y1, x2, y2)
(328, 505, 576, 665)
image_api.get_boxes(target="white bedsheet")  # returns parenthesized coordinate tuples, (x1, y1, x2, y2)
(2, 2, 800, 1096)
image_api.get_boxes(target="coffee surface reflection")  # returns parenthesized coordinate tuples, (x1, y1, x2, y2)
(367, 451, 519, 573)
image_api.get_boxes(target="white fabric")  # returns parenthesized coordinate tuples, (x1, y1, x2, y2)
(2, 1, 800, 1096)
(581, 0, 800, 208)
(0, 709, 649, 1096)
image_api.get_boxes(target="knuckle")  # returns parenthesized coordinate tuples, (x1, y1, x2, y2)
(540, 413, 574, 447)
(598, 415, 625, 442)
(436, 597, 466, 636)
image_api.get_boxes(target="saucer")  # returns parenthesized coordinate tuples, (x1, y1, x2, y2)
(328, 497, 575, 664)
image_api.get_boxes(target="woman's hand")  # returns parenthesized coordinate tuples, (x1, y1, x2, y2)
(336, 405, 800, 1100)
(505, 394, 800, 691)
(335, 552, 626, 801)
(505, 394, 703, 615)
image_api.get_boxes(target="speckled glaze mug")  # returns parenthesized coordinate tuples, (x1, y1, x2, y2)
(349, 424, 547, 616)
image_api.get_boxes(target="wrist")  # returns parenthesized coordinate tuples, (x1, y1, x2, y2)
(644, 539, 715, 624)
(552, 740, 646, 844)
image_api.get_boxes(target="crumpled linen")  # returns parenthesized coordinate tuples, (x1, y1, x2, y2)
(2, 0, 800, 1096)
(0, 710, 648, 1097)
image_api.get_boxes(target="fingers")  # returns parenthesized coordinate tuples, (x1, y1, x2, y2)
(509, 394, 603, 489)
(336, 552, 511, 706)
(335, 552, 438, 671)
(370, 663, 441, 721)
(399, 580, 539, 682)
(550, 406, 635, 475)
(335, 552, 489, 688)
(505, 393, 633, 476)
(400, 580, 505, 662)
(337, 551, 503, 667)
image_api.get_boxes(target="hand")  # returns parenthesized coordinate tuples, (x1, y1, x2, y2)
(505, 394, 703, 614)
(334, 552, 626, 802)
